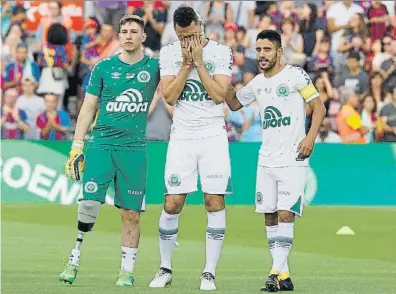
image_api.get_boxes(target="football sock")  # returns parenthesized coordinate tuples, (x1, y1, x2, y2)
(272, 222, 294, 274)
(203, 209, 226, 277)
(121, 246, 138, 272)
(159, 210, 179, 270)
(280, 261, 290, 280)
(266, 225, 277, 262)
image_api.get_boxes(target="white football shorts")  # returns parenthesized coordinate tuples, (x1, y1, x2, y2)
(164, 135, 232, 195)
(255, 166, 308, 216)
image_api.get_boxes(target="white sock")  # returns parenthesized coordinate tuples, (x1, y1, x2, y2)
(159, 210, 179, 270)
(203, 209, 226, 277)
(69, 231, 84, 265)
(69, 248, 80, 266)
(121, 246, 137, 272)
(280, 261, 290, 280)
(272, 222, 294, 274)
(266, 225, 278, 262)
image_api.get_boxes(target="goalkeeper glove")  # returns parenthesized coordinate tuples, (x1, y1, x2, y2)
(65, 140, 85, 181)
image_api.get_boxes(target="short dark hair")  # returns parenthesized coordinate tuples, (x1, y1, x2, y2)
(47, 23, 68, 46)
(256, 30, 282, 48)
(118, 15, 145, 33)
(12, 5, 26, 16)
(173, 6, 198, 28)
(347, 51, 361, 61)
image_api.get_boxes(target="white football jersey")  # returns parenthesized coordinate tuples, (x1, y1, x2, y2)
(236, 65, 319, 167)
(159, 40, 233, 139)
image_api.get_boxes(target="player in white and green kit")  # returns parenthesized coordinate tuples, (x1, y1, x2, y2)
(149, 6, 233, 291)
(60, 15, 160, 287)
(226, 30, 326, 292)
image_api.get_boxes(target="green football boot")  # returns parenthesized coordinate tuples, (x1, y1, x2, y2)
(59, 263, 78, 285)
(116, 269, 135, 287)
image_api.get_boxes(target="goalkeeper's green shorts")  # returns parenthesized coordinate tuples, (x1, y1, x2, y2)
(81, 147, 147, 212)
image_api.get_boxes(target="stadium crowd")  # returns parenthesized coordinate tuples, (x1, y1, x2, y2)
(1, 0, 395, 143)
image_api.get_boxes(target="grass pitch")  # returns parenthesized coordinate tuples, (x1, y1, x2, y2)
(2, 204, 396, 293)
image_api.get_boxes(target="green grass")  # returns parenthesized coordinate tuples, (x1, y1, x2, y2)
(2, 204, 396, 293)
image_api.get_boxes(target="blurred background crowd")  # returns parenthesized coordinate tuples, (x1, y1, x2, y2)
(1, 0, 395, 143)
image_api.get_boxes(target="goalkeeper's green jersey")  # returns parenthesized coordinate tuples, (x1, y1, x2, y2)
(86, 54, 160, 150)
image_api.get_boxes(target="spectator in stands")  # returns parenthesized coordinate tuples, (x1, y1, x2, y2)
(371, 36, 393, 72)
(2, 23, 24, 63)
(16, 77, 45, 140)
(133, 1, 166, 54)
(37, 23, 70, 109)
(243, 14, 272, 84)
(0, 1, 12, 37)
(337, 13, 370, 60)
(147, 86, 173, 141)
(379, 87, 396, 142)
(4, 44, 40, 94)
(326, 1, 364, 76)
(9, 4, 27, 38)
(225, 1, 256, 30)
(367, 0, 390, 41)
(308, 38, 334, 79)
(280, 18, 306, 67)
(95, 1, 127, 31)
(336, 51, 370, 95)
(336, 92, 368, 143)
(36, 93, 71, 140)
(368, 71, 388, 112)
(1, 87, 29, 139)
(204, 1, 232, 41)
(360, 94, 379, 142)
(315, 118, 342, 143)
(380, 39, 396, 92)
(299, 3, 325, 57)
(35, 1, 73, 55)
(224, 22, 244, 83)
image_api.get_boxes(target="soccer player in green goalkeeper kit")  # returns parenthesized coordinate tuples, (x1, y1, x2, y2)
(60, 15, 160, 287)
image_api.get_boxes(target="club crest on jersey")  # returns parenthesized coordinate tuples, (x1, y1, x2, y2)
(256, 192, 263, 204)
(168, 174, 181, 187)
(106, 89, 148, 113)
(276, 84, 289, 97)
(137, 70, 151, 83)
(204, 61, 215, 73)
(262, 106, 291, 129)
(84, 181, 98, 193)
(180, 79, 211, 102)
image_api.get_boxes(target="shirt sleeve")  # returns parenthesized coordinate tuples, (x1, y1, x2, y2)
(36, 114, 46, 129)
(20, 110, 28, 124)
(294, 67, 319, 103)
(214, 45, 233, 77)
(159, 45, 176, 77)
(346, 112, 363, 130)
(4, 63, 13, 82)
(86, 61, 104, 97)
(236, 81, 256, 107)
(59, 110, 72, 127)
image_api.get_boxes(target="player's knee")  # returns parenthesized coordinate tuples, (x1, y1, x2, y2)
(204, 195, 225, 212)
(163, 195, 185, 214)
(265, 212, 278, 226)
(121, 209, 140, 226)
(278, 210, 295, 223)
(77, 200, 101, 232)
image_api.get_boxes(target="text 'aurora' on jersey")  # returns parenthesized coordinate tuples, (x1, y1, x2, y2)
(106, 89, 148, 113)
(180, 79, 211, 102)
(262, 106, 291, 129)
